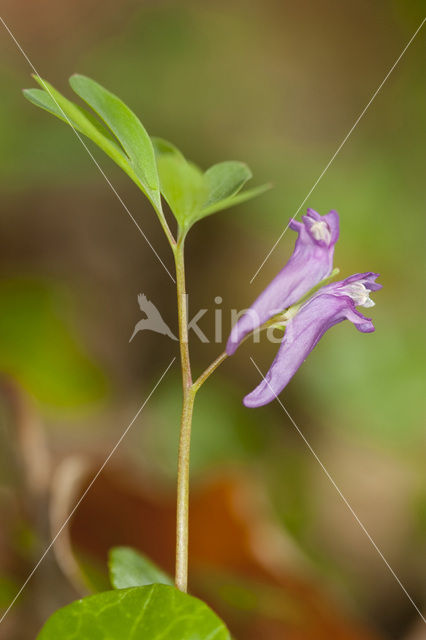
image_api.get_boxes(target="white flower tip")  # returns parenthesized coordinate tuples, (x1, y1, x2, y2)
(309, 220, 331, 244)
(342, 282, 375, 308)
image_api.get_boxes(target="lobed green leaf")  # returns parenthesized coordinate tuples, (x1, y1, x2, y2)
(69, 74, 161, 210)
(22, 88, 120, 148)
(203, 161, 251, 208)
(156, 153, 207, 226)
(24, 76, 162, 216)
(198, 183, 272, 219)
(23, 76, 269, 235)
(24, 78, 134, 181)
(151, 136, 185, 160)
(109, 547, 173, 589)
(37, 585, 231, 640)
(153, 138, 269, 230)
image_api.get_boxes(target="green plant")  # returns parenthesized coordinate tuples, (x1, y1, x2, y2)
(24, 74, 268, 638)
(23, 74, 381, 638)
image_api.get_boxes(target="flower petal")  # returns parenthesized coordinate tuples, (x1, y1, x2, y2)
(341, 272, 382, 291)
(243, 274, 379, 408)
(226, 209, 340, 355)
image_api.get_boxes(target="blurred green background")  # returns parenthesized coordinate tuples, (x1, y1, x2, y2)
(0, 1, 425, 639)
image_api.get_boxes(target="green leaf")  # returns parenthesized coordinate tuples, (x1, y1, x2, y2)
(69, 74, 160, 209)
(22, 88, 121, 149)
(23, 76, 269, 233)
(198, 183, 271, 219)
(153, 136, 206, 225)
(23, 79, 135, 183)
(24, 76, 163, 217)
(37, 585, 231, 640)
(152, 138, 269, 230)
(109, 547, 173, 589)
(203, 161, 252, 208)
(156, 152, 207, 225)
(151, 136, 185, 160)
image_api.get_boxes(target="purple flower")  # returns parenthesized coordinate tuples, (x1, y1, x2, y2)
(243, 273, 381, 408)
(226, 209, 339, 355)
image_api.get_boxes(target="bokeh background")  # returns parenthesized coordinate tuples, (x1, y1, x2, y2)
(0, 1, 425, 638)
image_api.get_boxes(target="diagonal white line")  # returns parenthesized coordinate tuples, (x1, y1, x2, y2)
(250, 17, 426, 284)
(0, 357, 176, 625)
(249, 357, 426, 624)
(0, 15, 175, 283)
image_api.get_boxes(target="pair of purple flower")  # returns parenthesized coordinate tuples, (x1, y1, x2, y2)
(226, 209, 381, 407)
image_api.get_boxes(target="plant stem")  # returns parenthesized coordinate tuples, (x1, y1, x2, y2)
(174, 235, 191, 390)
(192, 351, 228, 393)
(174, 233, 193, 592)
(174, 235, 229, 592)
(175, 386, 195, 592)
(154, 201, 177, 250)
